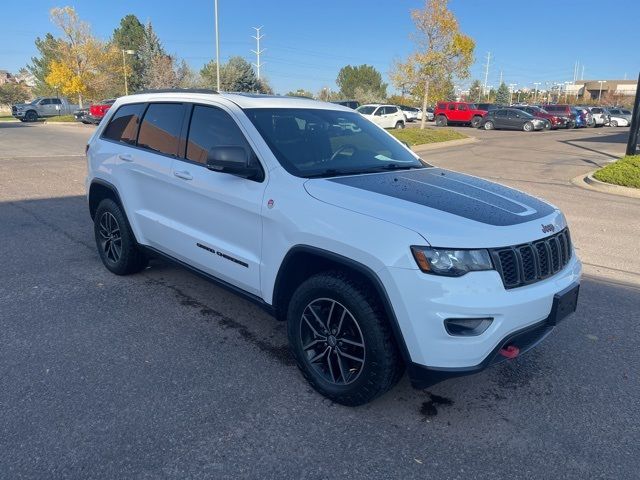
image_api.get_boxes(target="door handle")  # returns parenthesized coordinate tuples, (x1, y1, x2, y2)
(118, 153, 133, 162)
(173, 170, 193, 181)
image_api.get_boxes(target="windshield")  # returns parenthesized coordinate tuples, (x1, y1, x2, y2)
(29, 97, 43, 105)
(514, 109, 534, 118)
(467, 104, 478, 110)
(621, 110, 631, 115)
(356, 106, 376, 115)
(245, 108, 426, 178)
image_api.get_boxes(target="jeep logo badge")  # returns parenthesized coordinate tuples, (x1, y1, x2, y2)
(541, 223, 555, 233)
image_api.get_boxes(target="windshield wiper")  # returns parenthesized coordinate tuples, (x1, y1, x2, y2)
(305, 164, 423, 178)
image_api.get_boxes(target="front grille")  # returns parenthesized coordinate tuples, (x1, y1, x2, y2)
(490, 229, 572, 289)
(11, 106, 17, 114)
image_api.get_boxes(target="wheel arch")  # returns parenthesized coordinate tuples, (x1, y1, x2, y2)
(272, 245, 412, 364)
(88, 179, 123, 220)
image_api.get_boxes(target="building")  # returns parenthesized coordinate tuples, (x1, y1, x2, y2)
(566, 79, 638, 101)
(0, 70, 13, 85)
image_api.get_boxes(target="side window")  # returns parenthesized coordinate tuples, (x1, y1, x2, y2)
(387, 106, 398, 114)
(457, 104, 468, 111)
(102, 103, 146, 145)
(186, 105, 256, 168)
(137, 103, 186, 156)
(40, 99, 51, 105)
(495, 110, 507, 117)
(437, 103, 446, 110)
(51, 98, 62, 105)
(448, 104, 456, 111)
(374, 107, 383, 116)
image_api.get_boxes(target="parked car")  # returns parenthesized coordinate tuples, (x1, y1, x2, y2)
(86, 90, 581, 406)
(583, 106, 607, 127)
(607, 108, 632, 127)
(571, 107, 588, 128)
(332, 100, 360, 110)
(573, 107, 593, 127)
(434, 101, 486, 127)
(606, 108, 632, 127)
(11, 96, 79, 122)
(75, 99, 116, 125)
(475, 103, 502, 113)
(511, 105, 564, 129)
(356, 104, 405, 129)
(398, 105, 420, 122)
(542, 104, 576, 128)
(479, 108, 547, 131)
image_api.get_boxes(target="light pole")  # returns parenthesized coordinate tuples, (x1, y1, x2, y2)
(533, 82, 540, 103)
(214, 0, 221, 91)
(598, 80, 605, 104)
(122, 49, 135, 95)
(509, 83, 517, 104)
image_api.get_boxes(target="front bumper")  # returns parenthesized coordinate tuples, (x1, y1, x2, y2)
(380, 254, 582, 379)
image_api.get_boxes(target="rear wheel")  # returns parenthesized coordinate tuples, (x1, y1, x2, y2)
(523, 121, 533, 132)
(94, 199, 147, 275)
(483, 120, 495, 130)
(287, 271, 403, 406)
(471, 115, 482, 128)
(611, 119, 618, 127)
(395, 121, 405, 129)
(435, 115, 448, 127)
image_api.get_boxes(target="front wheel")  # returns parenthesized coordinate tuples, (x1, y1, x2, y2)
(610, 119, 618, 127)
(25, 110, 38, 122)
(471, 115, 482, 128)
(483, 120, 495, 130)
(287, 272, 404, 406)
(395, 121, 405, 129)
(435, 115, 448, 127)
(94, 199, 148, 275)
(523, 121, 533, 132)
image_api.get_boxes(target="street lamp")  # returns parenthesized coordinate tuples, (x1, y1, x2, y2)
(122, 49, 135, 95)
(214, 0, 221, 91)
(533, 82, 541, 102)
(598, 80, 605, 104)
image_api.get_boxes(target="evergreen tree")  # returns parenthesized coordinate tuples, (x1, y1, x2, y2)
(495, 82, 510, 105)
(28, 33, 62, 95)
(112, 15, 146, 92)
(138, 22, 165, 90)
(200, 56, 260, 92)
(468, 79, 482, 102)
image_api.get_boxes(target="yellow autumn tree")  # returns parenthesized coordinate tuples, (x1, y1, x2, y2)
(45, 6, 122, 106)
(391, 0, 475, 129)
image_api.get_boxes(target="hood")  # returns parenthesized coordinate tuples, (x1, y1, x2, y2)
(304, 168, 565, 248)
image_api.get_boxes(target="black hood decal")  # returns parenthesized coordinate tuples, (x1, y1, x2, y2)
(328, 168, 555, 226)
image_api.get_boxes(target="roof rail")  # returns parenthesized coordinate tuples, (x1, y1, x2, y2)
(133, 88, 219, 95)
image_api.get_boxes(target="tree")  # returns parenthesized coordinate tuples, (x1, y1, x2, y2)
(336, 65, 387, 100)
(28, 33, 63, 95)
(286, 89, 314, 98)
(390, 0, 475, 128)
(468, 79, 482, 103)
(111, 15, 146, 92)
(495, 82, 510, 104)
(0, 83, 31, 107)
(200, 56, 260, 92)
(138, 21, 166, 90)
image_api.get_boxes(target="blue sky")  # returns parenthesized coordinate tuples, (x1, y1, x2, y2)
(3, 0, 639, 94)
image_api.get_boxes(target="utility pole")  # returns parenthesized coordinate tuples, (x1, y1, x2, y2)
(251, 26, 265, 80)
(499, 70, 503, 86)
(214, 0, 221, 91)
(625, 72, 640, 155)
(483, 52, 491, 100)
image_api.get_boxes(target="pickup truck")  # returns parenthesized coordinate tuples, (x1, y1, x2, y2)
(11, 97, 79, 122)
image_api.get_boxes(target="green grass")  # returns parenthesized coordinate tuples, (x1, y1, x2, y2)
(45, 114, 77, 123)
(593, 155, 640, 189)
(0, 115, 18, 122)
(389, 127, 467, 146)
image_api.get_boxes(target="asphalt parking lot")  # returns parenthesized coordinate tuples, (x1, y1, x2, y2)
(1, 122, 638, 479)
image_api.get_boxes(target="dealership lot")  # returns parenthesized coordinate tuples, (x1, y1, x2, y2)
(1, 123, 638, 479)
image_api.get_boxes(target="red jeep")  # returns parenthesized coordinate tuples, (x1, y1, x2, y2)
(434, 101, 486, 127)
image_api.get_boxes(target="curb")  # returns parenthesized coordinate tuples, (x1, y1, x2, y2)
(43, 121, 94, 127)
(571, 171, 640, 199)
(412, 136, 478, 153)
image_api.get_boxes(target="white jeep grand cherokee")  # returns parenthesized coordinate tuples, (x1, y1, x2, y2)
(86, 90, 581, 406)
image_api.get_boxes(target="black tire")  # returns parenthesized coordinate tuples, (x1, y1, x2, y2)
(287, 271, 404, 406)
(471, 115, 482, 128)
(25, 110, 38, 122)
(435, 115, 448, 127)
(523, 121, 533, 132)
(94, 198, 147, 275)
(483, 120, 495, 130)
(394, 121, 405, 129)
(610, 119, 618, 127)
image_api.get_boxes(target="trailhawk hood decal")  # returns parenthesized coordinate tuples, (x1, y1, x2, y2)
(304, 168, 563, 247)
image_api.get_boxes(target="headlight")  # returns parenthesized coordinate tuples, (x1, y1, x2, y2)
(410, 246, 493, 277)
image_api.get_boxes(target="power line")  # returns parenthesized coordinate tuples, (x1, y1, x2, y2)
(251, 26, 265, 80)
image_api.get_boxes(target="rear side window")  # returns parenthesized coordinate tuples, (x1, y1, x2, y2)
(437, 103, 446, 110)
(448, 104, 456, 110)
(137, 103, 186, 156)
(457, 104, 468, 111)
(186, 105, 253, 165)
(103, 103, 145, 145)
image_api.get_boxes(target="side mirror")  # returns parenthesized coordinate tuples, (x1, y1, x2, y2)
(206, 146, 261, 180)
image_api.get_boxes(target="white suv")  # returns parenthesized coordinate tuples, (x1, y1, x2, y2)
(356, 104, 406, 129)
(86, 90, 581, 406)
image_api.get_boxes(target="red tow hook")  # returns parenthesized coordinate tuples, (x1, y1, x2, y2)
(499, 345, 520, 359)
